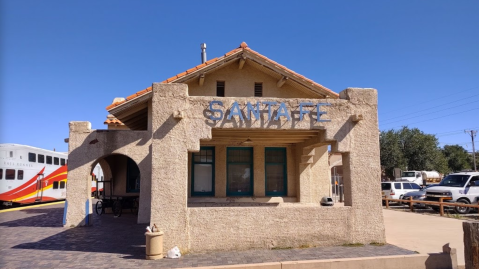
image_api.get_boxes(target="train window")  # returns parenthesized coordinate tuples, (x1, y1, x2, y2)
(38, 154, 45, 163)
(53, 181, 59, 189)
(0, 169, 3, 179)
(61, 158, 66, 166)
(28, 153, 36, 162)
(54, 157, 59, 165)
(10, 151, 13, 158)
(17, 170, 24, 180)
(46, 156, 52, 164)
(60, 181, 66, 189)
(6, 169, 15, 180)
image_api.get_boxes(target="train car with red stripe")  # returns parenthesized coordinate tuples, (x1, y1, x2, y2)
(0, 144, 68, 206)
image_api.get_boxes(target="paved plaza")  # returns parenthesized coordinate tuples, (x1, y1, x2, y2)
(0, 202, 416, 269)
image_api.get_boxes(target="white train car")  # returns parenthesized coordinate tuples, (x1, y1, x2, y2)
(0, 144, 68, 206)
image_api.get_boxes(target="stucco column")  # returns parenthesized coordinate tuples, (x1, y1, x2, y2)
(253, 145, 265, 197)
(64, 122, 95, 227)
(150, 83, 212, 251)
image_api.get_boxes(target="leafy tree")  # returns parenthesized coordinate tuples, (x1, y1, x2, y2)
(442, 145, 471, 172)
(380, 127, 448, 177)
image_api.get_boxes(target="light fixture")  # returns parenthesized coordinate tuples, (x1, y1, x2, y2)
(242, 137, 253, 145)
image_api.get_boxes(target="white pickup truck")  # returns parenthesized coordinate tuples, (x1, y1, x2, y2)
(424, 172, 479, 214)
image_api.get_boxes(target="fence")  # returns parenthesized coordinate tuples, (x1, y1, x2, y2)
(382, 197, 479, 216)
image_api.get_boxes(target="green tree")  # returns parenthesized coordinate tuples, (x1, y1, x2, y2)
(442, 145, 471, 172)
(380, 127, 448, 176)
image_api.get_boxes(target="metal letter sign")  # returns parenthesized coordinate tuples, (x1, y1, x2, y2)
(208, 101, 331, 122)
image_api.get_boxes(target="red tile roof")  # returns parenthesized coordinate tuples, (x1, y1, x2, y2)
(106, 42, 338, 111)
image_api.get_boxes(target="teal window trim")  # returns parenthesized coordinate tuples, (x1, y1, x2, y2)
(227, 147, 254, 196)
(126, 157, 140, 193)
(265, 147, 287, 197)
(191, 146, 215, 196)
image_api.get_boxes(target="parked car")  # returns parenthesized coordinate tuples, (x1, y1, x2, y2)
(424, 172, 479, 214)
(401, 184, 439, 207)
(381, 181, 422, 203)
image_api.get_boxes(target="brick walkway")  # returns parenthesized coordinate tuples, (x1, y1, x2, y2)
(0, 202, 416, 269)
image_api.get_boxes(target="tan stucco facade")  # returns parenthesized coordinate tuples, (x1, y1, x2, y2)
(65, 45, 385, 253)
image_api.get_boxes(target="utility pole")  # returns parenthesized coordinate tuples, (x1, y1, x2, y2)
(465, 130, 477, 171)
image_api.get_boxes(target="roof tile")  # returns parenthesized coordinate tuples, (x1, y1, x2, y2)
(205, 58, 218, 65)
(177, 71, 187, 78)
(186, 67, 198, 74)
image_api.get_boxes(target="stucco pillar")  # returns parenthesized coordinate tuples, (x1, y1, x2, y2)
(253, 145, 265, 197)
(64, 122, 95, 227)
(298, 147, 314, 203)
(329, 88, 385, 243)
(215, 146, 227, 197)
(310, 145, 330, 203)
(150, 83, 212, 251)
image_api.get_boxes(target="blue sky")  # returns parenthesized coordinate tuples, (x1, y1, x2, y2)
(1, 0, 478, 153)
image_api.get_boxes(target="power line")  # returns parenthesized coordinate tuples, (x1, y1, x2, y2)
(380, 107, 479, 128)
(381, 98, 479, 124)
(380, 95, 479, 123)
(381, 86, 479, 116)
(435, 127, 479, 136)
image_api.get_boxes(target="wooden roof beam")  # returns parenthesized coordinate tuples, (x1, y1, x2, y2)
(277, 76, 289, 88)
(198, 74, 205, 86)
(238, 55, 246, 69)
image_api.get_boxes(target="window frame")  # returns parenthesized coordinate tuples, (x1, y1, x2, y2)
(60, 158, 66, 166)
(126, 158, 140, 193)
(226, 147, 254, 196)
(264, 147, 287, 196)
(191, 146, 215, 197)
(216, 81, 225, 97)
(60, 181, 66, 189)
(6, 169, 15, 180)
(28, 152, 36, 163)
(54, 157, 59, 165)
(53, 181, 59, 189)
(46, 156, 52, 165)
(17, 170, 24, 180)
(38, 154, 45, 163)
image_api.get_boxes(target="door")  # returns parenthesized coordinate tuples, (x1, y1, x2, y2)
(35, 174, 44, 201)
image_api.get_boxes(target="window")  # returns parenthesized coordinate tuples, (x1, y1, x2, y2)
(6, 169, 15, 180)
(381, 183, 391, 190)
(254, 82, 263, 97)
(60, 181, 66, 189)
(17, 170, 23, 180)
(38, 154, 45, 163)
(126, 158, 140, 193)
(216, 81, 225, 97)
(28, 153, 36, 162)
(191, 147, 215, 196)
(265, 148, 286, 196)
(60, 158, 66, 166)
(9, 151, 13, 158)
(54, 157, 59, 165)
(227, 147, 253, 196)
(53, 181, 59, 189)
(403, 183, 413, 189)
(0, 169, 3, 179)
(46, 156, 52, 164)
(394, 183, 401, 189)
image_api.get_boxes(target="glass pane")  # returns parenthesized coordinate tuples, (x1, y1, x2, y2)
(60, 181, 66, 189)
(193, 164, 212, 192)
(200, 155, 207, 162)
(54, 157, 59, 165)
(6, 169, 15, 180)
(53, 181, 59, 189)
(46, 156, 52, 164)
(61, 158, 66, 166)
(28, 153, 36, 162)
(0, 169, 2, 179)
(266, 164, 284, 193)
(228, 164, 251, 193)
(38, 154, 45, 163)
(17, 170, 23, 180)
(403, 183, 412, 189)
(394, 183, 401, 189)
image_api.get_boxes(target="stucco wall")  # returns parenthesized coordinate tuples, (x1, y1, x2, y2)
(188, 62, 317, 99)
(188, 206, 352, 252)
(148, 83, 384, 252)
(65, 126, 152, 226)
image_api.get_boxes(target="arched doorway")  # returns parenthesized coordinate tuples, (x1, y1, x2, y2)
(90, 154, 141, 218)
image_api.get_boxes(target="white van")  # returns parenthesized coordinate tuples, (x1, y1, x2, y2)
(425, 172, 479, 214)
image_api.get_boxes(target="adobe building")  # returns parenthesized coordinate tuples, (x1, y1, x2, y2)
(64, 42, 385, 253)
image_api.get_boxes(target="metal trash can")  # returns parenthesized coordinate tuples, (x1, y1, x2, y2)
(145, 231, 164, 260)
